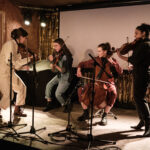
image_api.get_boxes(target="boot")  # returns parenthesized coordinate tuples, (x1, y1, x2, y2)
(14, 106, 27, 117)
(63, 104, 69, 113)
(43, 101, 54, 112)
(143, 120, 150, 137)
(131, 120, 144, 130)
(99, 112, 107, 126)
(77, 109, 89, 121)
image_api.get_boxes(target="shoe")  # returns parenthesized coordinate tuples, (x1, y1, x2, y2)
(131, 120, 144, 130)
(99, 116, 107, 126)
(43, 102, 54, 112)
(63, 104, 69, 113)
(14, 106, 27, 117)
(143, 120, 150, 137)
(99, 112, 107, 126)
(77, 109, 89, 121)
(143, 128, 150, 137)
(14, 111, 27, 117)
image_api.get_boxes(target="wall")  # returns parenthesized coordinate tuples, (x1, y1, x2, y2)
(0, 0, 39, 52)
(60, 4, 150, 68)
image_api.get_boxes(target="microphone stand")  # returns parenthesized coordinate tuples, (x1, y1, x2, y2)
(0, 52, 27, 138)
(87, 54, 116, 149)
(48, 83, 81, 142)
(17, 52, 48, 144)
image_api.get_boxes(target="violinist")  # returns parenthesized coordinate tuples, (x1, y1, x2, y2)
(43, 38, 73, 112)
(117, 23, 150, 137)
(77, 42, 122, 125)
(0, 27, 33, 118)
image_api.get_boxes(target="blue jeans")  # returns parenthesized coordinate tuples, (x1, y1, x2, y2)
(45, 75, 70, 106)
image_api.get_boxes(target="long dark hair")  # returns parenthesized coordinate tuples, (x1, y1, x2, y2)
(136, 23, 150, 38)
(54, 38, 73, 67)
(54, 38, 73, 61)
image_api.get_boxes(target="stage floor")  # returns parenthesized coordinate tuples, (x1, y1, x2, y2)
(0, 103, 150, 150)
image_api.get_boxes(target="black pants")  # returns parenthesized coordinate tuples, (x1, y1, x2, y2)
(133, 73, 150, 122)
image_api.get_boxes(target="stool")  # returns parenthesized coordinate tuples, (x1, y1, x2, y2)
(94, 109, 117, 120)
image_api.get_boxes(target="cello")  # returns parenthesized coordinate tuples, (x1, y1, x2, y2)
(78, 57, 114, 109)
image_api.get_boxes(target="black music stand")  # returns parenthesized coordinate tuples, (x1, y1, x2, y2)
(0, 52, 27, 138)
(17, 52, 48, 144)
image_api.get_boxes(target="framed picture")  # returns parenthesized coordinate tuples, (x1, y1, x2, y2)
(0, 11, 5, 50)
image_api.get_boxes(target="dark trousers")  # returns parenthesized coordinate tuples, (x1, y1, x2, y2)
(133, 73, 150, 122)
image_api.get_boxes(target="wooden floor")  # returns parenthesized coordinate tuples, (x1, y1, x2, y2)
(0, 103, 150, 150)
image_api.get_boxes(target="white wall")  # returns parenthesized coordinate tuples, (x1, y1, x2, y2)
(60, 4, 150, 68)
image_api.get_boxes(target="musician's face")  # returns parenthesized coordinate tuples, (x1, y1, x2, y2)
(134, 29, 146, 39)
(19, 36, 27, 44)
(97, 47, 107, 58)
(53, 42, 61, 52)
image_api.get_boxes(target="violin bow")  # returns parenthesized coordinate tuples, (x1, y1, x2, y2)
(126, 36, 130, 68)
(76, 75, 114, 85)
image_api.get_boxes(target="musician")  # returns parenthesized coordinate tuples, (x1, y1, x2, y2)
(43, 38, 73, 112)
(117, 23, 150, 137)
(77, 42, 122, 125)
(0, 27, 32, 117)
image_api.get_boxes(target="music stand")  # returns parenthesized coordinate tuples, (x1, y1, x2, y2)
(17, 52, 48, 144)
(0, 52, 27, 138)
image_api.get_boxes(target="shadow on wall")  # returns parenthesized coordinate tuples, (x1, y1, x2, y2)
(83, 49, 95, 61)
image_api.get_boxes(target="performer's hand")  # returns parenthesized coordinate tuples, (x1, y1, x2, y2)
(21, 65, 30, 71)
(50, 63, 55, 69)
(128, 64, 133, 71)
(116, 48, 121, 57)
(108, 57, 115, 64)
(77, 68, 82, 77)
(48, 55, 53, 62)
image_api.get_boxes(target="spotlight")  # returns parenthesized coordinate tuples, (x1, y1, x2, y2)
(40, 14, 47, 28)
(22, 9, 32, 26)
(24, 20, 30, 26)
(40, 22, 46, 27)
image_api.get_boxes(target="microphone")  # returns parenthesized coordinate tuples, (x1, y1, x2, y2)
(88, 53, 100, 67)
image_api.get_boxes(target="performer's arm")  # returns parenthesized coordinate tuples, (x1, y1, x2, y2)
(77, 58, 95, 77)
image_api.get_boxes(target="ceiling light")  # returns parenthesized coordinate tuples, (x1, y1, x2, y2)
(40, 14, 47, 28)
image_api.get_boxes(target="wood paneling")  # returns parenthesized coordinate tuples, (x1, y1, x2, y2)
(0, 11, 5, 50)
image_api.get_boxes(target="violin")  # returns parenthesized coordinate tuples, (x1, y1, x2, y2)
(18, 43, 31, 59)
(49, 50, 64, 72)
(113, 38, 142, 55)
(52, 50, 64, 64)
(18, 43, 39, 61)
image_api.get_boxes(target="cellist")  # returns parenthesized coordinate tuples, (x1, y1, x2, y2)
(76, 42, 122, 125)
